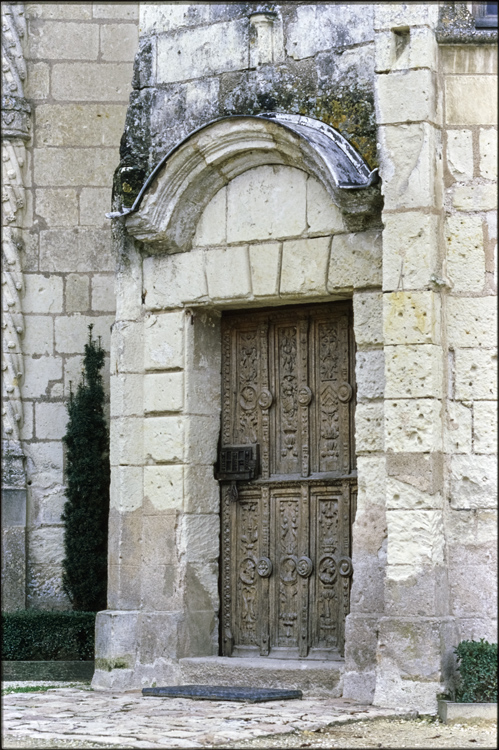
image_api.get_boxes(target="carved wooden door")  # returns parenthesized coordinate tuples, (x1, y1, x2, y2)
(220, 303, 356, 660)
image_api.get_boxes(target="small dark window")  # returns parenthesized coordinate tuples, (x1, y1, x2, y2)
(474, 1, 498, 28)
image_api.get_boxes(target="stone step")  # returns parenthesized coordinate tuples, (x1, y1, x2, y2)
(178, 656, 344, 698)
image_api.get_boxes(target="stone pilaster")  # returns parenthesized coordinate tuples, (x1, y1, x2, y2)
(1, 1, 30, 611)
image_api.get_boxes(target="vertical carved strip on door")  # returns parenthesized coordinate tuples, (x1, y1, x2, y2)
(317, 318, 340, 473)
(236, 327, 260, 445)
(221, 484, 233, 655)
(276, 493, 300, 648)
(298, 316, 311, 478)
(339, 316, 352, 475)
(259, 484, 270, 655)
(259, 321, 271, 479)
(276, 323, 299, 475)
(298, 483, 310, 657)
(235, 495, 260, 648)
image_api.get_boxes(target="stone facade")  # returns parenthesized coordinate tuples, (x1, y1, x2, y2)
(1, 2, 497, 715)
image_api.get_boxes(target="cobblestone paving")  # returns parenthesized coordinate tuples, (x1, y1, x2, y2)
(1, 684, 416, 749)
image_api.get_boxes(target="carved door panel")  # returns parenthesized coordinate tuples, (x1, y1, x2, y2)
(220, 303, 356, 660)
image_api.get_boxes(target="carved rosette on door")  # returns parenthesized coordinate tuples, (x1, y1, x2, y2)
(220, 303, 356, 660)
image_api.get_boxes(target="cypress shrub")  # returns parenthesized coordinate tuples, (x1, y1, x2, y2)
(2, 611, 95, 661)
(454, 639, 498, 703)
(62, 325, 110, 612)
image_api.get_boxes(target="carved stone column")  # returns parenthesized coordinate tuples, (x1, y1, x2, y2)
(1, 1, 30, 610)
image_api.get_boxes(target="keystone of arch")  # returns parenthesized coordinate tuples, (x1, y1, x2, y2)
(123, 114, 380, 254)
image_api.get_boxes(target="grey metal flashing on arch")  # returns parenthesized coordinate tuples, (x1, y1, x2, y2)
(106, 114, 378, 222)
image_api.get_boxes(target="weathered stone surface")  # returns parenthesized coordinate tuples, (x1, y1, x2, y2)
(28, 3, 93, 19)
(21, 315, 53, 356)
(479, 128, 497, 180)
(385, 399, 442, 452)
(110, 374, 142, 417)
(385, 344, 442, 399)
(386, 452, 443, 496)
(110, 466, 143, 512)
(35, 104, 127, 148)
(356, 350, 384, 401)
(35, 188, 78, 227)
(383, 291, 441, 345)
(178, 514, 219, 563)
(144, 372, 184, 414)
(445, 76, 498, 125)
(28, 21, 99, 60)
(28, 525, 65, 566)
(249, 242, 281, 297)
(375, 28, 437, 74)
(80, 189, 113, 227)
(144, 313, 184, 371)
(34, 402, 68, 440)
(40, 229, 114, 272)
(450, 565, 497, 619)
(353, 291, 383, 346)
(143, 417, 184, 463)
(382, 213, 439, 291)
(156, 20, 249, 84)
(140, 3, 209, 33)
(226, 166, 307, 243)
(22, 355, 62, 399)
(444, 401, 472, 454)
(286, 3, 374, 60)
(185, 416, 219, 466)
(453, 184, 497, 212)
(93, 3, 138, 19)
(446, 129, 474, 181)
(184, 311, 221, 417)
(447, 297, 497, 348)
(51, 62, 133, 101)
(205, 245, 251, 300)
(376, 69, 436, 124)
(193, 188, 226, 247)
(454, 348, 498, 400)
(100, 24, 139, 62)
(374, 3, 439, 29)
(91, 275, 116, 312)
(385, 566, 449, 617)
(280, 237, 330, 296)
(110, 417, 143, 466)
(27, 563, 68, 609)
(440, 45, 498, 76)
(355, 403, 384, 453)
(23, 274, 63, 313)
(1, 526, 26, 611)
(143, 465, 183, 513)
(306, 176, 345, 235)
(65, 274, 90, 313)
(184, 465, 219, 515)
(473, 401, 497, 454)
(143, 251, 208, 310)
(446, 214, 485, 293)
(449, 455, 497, 509)
(386, 477, 443, 511)
(34, 148, 118, 187)
(328, 230, 382, 291)
(55, 314, 113, 354)
(387, 509, 444, 568)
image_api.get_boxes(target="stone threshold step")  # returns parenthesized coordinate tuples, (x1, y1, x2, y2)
(178, 656, 344, 697)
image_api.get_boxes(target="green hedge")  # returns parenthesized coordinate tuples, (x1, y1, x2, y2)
(2, 611, 96, 661)
(454, 639, 497, 703)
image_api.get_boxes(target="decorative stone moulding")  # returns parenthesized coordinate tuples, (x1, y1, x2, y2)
(115, 115, 380, 254)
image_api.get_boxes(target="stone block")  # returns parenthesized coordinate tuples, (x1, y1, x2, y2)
(440, 45, 498, 76)
(387, 510, 444, 567)
(140, 3, 209, 33)
(383, 291, 441, 345)
(108, 508, 142, 570)
(21, 315, 53, 355)
(24, 441, 64, 488)
(20, 403, 34, 440)
(447, 297, 497, 348)
(356, 349, 385, 402)
(140, 565, 180, 613)
(93, 3, 138, 19)
(184, 310, 221, 417)
(445, 76, 498, 125)
(286, 3, 373, 60)
(385, 344, 443, 399)
(387, 452, 443, 496)
(446, 129, 474, 182)
(352, 501, 387, 558)
(80, 188, 113, 227)
(65, 274, 89, 313)
(143, 417, 184, 463)
(353, 291, 383, 347)
(55, 314, 113, 354)
(306, 176, 345, 235)
(444, 401, 472, 454)
(453, 184, 497, 212)
(141, 516, 176, 565)
(110, 373, 142, 417)
(28, 525, 64, 566)
(386, 477, 442, 511)
(100, 24, 139, 62)
(375, 27, 437, 73)
(450, 565, 497, 618)
(184, 465, 220, 515)
(22, 355, 62, 399)
(342, 669, 376, 704)
(34, 148, 118, 187)
(357, 455, 387, 510)
(106, 564, 141, 611)
(51, 62, 133, 101)
(27, 563, 68, 610)
(143, 251, 208, 310)
(144, 372, 184, 414)
(36, 105, 127, 148)
(28, 3, 92, 19)
(382, 213, 439, 291)
(376, 69, 436, 124)
(144, 465, 183, 513)
(35, 188, 78, 227)
(115, 241, 143, 321)
(249, 242, 281, 298)
(28, 21, 99, 60)
(473, 401, 497, 454)
(385, 566, 449, 617)
(378, 123, 438, 210)
(110, 466, 143, 513)
(349, 558, 385, 615)
(178, 514, 220, 563)
(454, 348, 497, 401)
(446, 214, 485, 293)
(156, 20, 249, 84)
(193, 188, 226, 247)
(226, 166, 308, 243)
(28, 482, 66, 526)
(280, 237, 330, 297)
(479, 128, 497, 179)
(110, 417, 143, 466)
(40, 228, 114, 272)
(328, 230, 382, 291)
(355, 402, 384, 453)
(144, 312, 184, 371)
(385, 399, 442, 452)
(91, 274, 115, 312)
(344, 615, 379, 673)
(205, 246, 251, 300)
(112, 321, 144, 374)
(34, 402, 68, 440)
(1, 526, 26, 611)
(374, 3, 439, 29)
(449, 455, 497, 509)
(25, 61, 50, 99)
(23, 274, 63, 313)
(185, 416, 219, 465)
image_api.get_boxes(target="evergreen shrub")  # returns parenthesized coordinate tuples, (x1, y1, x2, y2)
(454, 639, 498, 703)
(62, 326, 110, 612)
(2, 611, 95, 661)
